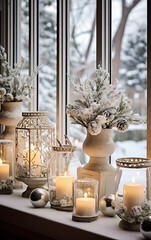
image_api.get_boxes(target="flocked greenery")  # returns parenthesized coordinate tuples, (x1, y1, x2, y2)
(67, 65, 142, 135)
(0, 45, 40, 102)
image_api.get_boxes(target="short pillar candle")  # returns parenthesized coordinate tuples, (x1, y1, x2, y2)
(72, 178, 98, 222)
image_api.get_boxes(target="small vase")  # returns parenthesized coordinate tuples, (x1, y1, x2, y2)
(0, 102, 22, 140)
(77, 129, 116, 199)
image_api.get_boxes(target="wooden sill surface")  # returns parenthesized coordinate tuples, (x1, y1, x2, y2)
(0, 189, 143, 240)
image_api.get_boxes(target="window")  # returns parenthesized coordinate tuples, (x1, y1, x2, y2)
(39, 0, 57, 123)
(1, 0, 150, 165)
(69, 0, 96, 165)
(111, 0, 147, 167)
(21, 0, 29, 111)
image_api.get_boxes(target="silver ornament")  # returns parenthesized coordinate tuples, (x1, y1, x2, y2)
(99, 194, 115, 217)
(140, 214, 151, 239)
(29, 188, 49, 208)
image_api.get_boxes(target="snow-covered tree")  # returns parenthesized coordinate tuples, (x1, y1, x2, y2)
(39, 0, 57, 123)
(119, 26, 147, 90)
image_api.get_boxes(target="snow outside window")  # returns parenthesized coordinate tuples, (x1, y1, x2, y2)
(20, 0, 147, 167)
(111, 0, 147, 167)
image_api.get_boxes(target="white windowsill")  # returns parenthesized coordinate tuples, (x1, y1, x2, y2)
(0, 189, 143, 240)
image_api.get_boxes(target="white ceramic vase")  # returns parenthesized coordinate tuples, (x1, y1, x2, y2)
(0, 102, 22, 140)
(77, 129, 116, 199)
(83, 129, 115, 172)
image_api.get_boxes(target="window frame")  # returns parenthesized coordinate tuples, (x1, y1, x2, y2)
(1, 0, 151, 160)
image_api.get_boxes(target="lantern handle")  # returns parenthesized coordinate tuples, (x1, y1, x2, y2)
(64, 135, 72, 147)
(55, 138, 62, 147)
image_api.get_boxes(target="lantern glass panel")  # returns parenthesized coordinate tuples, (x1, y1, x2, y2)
(15, 112, 55, 197)
(48, 144, 79, 211)
(115, 157, 151, 231)
(0, 139, 14, 194)
(72, 178, 99, 222)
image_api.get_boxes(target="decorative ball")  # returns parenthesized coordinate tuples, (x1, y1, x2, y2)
(140, 214, 151, 239)
(99, 194, 115, 217)
(29, 188, 49, 208)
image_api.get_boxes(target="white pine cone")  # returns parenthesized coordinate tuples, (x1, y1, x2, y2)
(116, 119, 129, 132)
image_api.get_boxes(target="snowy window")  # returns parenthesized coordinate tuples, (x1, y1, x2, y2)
(111, 0, 147, 167)
(11, 0, 148, 167)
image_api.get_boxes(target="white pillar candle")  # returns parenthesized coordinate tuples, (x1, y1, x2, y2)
(0, 158, 9, 181)
(123, 177, 144, 214)
(23, 144, 41, 176)
(56, 171, 74, 200)
(76, 193, 96, 216)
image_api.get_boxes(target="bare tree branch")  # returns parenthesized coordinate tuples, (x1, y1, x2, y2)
(112, 0, 142, 82)
(85, 16, 96, 61)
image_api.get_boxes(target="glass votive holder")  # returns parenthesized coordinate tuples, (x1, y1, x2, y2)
(47, 136, 77, 211)
(115, 157, 151, 231)
(0, 139, 14, 194)
(72, 178, 99, 222)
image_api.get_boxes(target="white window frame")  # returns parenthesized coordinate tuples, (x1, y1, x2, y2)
(2, 0, 151, 161)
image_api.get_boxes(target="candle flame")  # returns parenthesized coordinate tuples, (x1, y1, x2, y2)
(132, 176, 135, 183)
(31, 144, 35, 151)
(74, 139, 79, 146)
(0, 158, 2, 164)
(84, 192, 87, 198)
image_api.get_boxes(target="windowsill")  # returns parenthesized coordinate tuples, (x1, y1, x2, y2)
(0, 189, 143, 240)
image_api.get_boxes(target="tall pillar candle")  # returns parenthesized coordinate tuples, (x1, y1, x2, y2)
(23, 144, 41, 176)
(0, 158, 9, 181)
(123, 182, 144, 213)
(56, 172, 74, 200)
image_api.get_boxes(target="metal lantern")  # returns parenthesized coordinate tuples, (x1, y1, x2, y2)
(15, 112, 55, 197)
(115, 157, 151, 231)
(0, 139, 14, 194)
(47, 136, 78, 211)
(72, 178, 99, 222)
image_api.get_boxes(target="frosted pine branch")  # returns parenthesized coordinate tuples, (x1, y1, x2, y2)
(0, 45, 41, 103)
(66, 65, 143, 135)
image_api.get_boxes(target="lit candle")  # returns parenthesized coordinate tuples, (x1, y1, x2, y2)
(56, 171, 74, 200)
(76, 193, 95, 216)
(0, 158, 9, 181)
(23, 144, 41, 176)
(123, 177, 144, 213)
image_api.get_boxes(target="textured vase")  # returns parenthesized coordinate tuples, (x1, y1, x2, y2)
(83, 129, 115, 172)
(0, 102, 22, 139)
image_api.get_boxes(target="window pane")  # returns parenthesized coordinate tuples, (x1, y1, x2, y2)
(69, 0, 96, 165)
(39, 0, 57, 124)
(111, 0, 147, 167)
(21, 0, 29, 111)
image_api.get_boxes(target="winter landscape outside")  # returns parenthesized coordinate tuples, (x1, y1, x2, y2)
(21, 0, 147, 167)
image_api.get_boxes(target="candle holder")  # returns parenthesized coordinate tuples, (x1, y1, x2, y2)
(0, 139, 14, 194)
(47, 136, 77, 211)
(15, 112, 55, 198)
(115, 157, 151, 231)
(72, 178, 99, 222)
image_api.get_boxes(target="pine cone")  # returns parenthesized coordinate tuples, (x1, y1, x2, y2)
(116, 119, 129, 132)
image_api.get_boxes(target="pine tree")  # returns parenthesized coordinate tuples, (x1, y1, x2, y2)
(119, 26, 147, 90)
